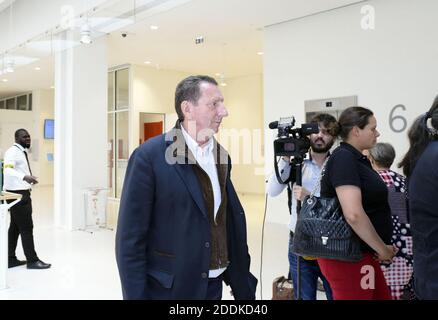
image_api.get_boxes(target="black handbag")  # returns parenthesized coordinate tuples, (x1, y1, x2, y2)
(292, 160, 363, 262)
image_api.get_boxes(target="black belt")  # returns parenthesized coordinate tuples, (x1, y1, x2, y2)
(6, 189, 31, 194)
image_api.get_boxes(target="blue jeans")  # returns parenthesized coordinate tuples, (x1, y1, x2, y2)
(288, 233, 333, 300)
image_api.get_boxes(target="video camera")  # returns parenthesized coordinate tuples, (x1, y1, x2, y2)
(269, 117, 319, 158)
(269, 117, 319, 185)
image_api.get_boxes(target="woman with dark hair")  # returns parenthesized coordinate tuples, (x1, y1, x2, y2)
(399, 96, 438, 299)
(317, 106, 396, 300)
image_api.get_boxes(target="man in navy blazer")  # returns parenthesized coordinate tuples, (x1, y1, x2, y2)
(115, 75, 257, 300)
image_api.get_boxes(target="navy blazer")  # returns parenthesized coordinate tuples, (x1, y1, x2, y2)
(115, 127, 257, 300)
(409, 141, 438, 299)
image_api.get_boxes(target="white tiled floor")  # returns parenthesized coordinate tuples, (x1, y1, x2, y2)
(1, 186, 121, 299)
(0, 186, 326, 300)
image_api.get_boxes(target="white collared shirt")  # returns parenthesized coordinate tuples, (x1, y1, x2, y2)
(181, 125, 225, 278)
(181, 126, 222, 219)
(3, 143, 32, 191)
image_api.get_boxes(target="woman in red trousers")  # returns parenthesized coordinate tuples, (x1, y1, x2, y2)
(317, 106, 396, 300)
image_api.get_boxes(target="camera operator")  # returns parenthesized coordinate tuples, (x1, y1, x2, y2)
(267, 113, 338, 300)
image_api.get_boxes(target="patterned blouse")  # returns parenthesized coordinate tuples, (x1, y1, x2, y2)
(377, 170, 414, 300)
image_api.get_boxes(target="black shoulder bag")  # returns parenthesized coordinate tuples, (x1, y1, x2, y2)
(292, 159, 363, 262)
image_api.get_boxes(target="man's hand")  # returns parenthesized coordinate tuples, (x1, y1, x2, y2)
(23, 175, 38, 185)
(292, 186, 310, 202)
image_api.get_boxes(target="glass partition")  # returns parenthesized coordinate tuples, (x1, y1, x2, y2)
(108, 67, 130, 198)
(116, 68, 129, 111)
(108, 71, 115, 111)
(17, 95, 28, 110)
(115, 111, 129, 197)
(6, 98, 15, 109)
(108, 113, 115, 197)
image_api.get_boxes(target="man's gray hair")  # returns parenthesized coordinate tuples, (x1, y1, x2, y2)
(369, 142, 396, 169)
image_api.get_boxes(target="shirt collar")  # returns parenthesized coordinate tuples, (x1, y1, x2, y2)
(14, 143, 25, 152)
(340, 142, 369, 161)
(180, 124, 214, 157)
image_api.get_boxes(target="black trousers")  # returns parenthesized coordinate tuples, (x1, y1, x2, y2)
(206, 275, 223, 300)
(6, 190, 38, 262)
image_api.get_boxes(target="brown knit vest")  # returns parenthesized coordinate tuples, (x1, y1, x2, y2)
(192, 158, 229, 270)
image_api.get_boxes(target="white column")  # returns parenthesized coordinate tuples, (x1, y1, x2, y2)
(54, 32, 108, 230)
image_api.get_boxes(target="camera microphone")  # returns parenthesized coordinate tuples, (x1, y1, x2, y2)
(268, 121, 279, 129)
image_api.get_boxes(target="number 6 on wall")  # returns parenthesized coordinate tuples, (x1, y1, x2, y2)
(389, 104, 408, 133)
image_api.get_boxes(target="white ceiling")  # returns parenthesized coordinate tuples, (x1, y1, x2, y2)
(0, 0, 364, 99)
(0, 0, 15, 13)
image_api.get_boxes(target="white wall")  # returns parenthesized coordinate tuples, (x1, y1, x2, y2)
(264, 0, 438, 225)
(220, 74, 265, 195)
(130, 65, 189, 152)
(32, 89, 55, 186)
(0, 108, 33, 159)
(140, 113, 165, 124)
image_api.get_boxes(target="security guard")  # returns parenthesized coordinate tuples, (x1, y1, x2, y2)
(3, 129, 51, 269)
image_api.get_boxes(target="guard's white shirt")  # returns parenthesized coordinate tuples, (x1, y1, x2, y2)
(181, 126, 225, 278)
(3, 143, 32, 191)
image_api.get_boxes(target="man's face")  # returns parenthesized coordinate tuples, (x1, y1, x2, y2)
(16, 131, 31, 149)
(309, 124, 335, 153)
(184, 82, 229, 142)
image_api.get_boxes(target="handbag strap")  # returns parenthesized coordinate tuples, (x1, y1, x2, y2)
(309, 158, 329, 198)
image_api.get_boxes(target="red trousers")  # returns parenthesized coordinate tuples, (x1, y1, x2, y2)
(317, 253, 392, 300)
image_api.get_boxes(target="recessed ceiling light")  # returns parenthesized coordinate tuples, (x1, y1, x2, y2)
(150, 25, 159, 30)
(50, 85, 55, 89)
(5, 58, 14, 73)
(220, 82, 227, 87)
(215, 73, 221, 77)
(144, 61, 151, 64)
(257, 51, 264, 55)
(35, 67, 41, 71)
(2, 79, 8, 82)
